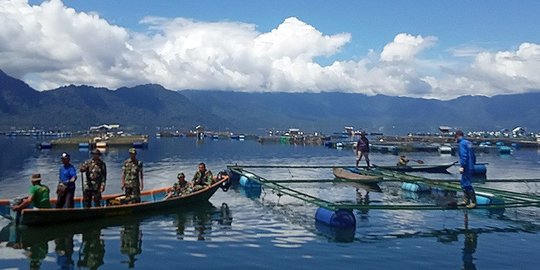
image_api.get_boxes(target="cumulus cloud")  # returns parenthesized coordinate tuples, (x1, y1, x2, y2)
(380, 33, 437, 62)
(0, 0, 539, 100)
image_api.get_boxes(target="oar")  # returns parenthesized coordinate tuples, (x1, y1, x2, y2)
(80, 171, 85, 207)
(412, 159, 424, 164)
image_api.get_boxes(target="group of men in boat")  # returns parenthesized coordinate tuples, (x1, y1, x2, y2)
(11, 148, 226, 211)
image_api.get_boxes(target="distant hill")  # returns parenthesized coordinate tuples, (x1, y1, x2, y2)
(181, 90, 540, 134)
(1, 69, 539, 133)
(0, 70, 229, 131)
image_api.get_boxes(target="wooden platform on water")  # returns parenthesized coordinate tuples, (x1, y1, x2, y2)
(50, 135, 148, 147)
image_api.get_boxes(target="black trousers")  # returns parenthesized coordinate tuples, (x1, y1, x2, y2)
(56, 185, 75, 208)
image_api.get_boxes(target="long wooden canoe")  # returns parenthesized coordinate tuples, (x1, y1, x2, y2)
(0, 177, 227, 226)
(372, 162, 457, 173)
(333, 167, 383, 183)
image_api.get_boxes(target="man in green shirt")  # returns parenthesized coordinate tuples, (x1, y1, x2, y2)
(12, 173, 51, 211)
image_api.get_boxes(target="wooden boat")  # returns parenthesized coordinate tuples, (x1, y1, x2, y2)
(0, 177, 228, 226)
(372, 162, 457, 173)
(332, 167, 382, 183)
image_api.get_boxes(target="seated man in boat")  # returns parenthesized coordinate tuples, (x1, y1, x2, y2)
(11, 173, 51, 211)
(396, 155, 410, 167)
(192, 163, 213, 191)
(165, 172, 193, 199)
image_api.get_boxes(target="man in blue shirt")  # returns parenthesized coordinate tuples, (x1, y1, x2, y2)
(56, 152, 77, 208)
(455, 130, 477, 208)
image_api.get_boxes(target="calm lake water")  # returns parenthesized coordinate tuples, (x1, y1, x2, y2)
(1, 136, 540, 269)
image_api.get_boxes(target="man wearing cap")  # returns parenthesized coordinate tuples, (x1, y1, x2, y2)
(57, 152, 77, 208)
(355, 131, 371, 169)
(455, 130, 477, 208)
(80, 149, 107, 207)
(12, 174, 51, 211)
(121, 148, 144, 203)
(165, 173, 193, 199)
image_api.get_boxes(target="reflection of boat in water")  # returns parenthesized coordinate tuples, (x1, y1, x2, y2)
(0, 201, 231, 268)
(0, 178, 228, 226)
(372, 162, 456, 173)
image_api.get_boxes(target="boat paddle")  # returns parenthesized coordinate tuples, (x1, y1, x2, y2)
(80, 171, 85, 206)
(412, 159, 425, 164)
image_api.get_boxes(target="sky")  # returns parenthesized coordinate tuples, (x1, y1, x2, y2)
(1, 0, 539, 100)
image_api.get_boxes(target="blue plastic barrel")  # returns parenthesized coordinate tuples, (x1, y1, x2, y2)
(78, 142, 90, 148)
(498, 146, 512, 155)
(315, 208, 356, 228)
(475, 192, 504, 206)
(239, 186, 262, 199)
(401, 182, 431, 192)
(315, 221, 355, 242)
(239, 175, 261, 188)
(472, 164, 487, 175)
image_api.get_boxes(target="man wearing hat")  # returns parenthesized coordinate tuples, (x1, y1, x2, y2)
(80, 149, 107, 207)
(121, 148, 144, 203)
(11, 174, 51, 211)
(165, 172, 193, 199)
(396, 155, 410, 167)
(57, 152, 77, 208)
(355, 131, 371, 169)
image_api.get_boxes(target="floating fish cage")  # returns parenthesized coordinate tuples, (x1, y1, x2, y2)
(227, 164, 540, 229)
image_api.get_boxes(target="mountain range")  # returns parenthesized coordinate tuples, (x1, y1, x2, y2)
(1, 69, 539, 134)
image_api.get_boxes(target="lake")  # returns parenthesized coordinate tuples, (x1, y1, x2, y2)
(1, 136, 539, 269)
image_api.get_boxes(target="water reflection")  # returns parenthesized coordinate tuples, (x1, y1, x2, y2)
(120, 224, 142, 268)
(0, 201, 232, 269)
(55, 234, 74, 269)
(462, 211, 478, 270)
(77, 229, 105, 270)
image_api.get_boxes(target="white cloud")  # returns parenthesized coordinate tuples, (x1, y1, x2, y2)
(380, 33, 437, 62)
(0, 0, 539, 100)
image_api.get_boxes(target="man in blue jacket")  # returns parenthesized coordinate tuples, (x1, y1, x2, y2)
(56, 152, 77, 208)
(455, 130, 476, 208)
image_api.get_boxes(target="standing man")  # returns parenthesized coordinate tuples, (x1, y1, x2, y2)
(80, 149, 107, 207)
(121, 148, 143, 203)
(355, 131, 371, 169)
(191, 163, 213, 191)
(57, 152, 77, 208)
(11, 173, 51, 211)
(455, 130, 477, 209)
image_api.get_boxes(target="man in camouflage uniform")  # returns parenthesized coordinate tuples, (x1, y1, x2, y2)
(80, 149, 107, 207)
(191, 162, 213, 191)
(121, 148, 144, 203)
(165, 172, 193, 199)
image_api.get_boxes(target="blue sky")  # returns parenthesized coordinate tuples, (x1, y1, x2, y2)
(4, 0, 540, 99)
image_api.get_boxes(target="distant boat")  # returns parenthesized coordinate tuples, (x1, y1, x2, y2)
(438, 144, 453, 155)
(332, 167, 382, 183)
(372, 162, 456, 173)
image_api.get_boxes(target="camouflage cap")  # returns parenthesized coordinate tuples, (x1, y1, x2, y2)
(177, 172, 185, 178)
(128, 148, 137, 154)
